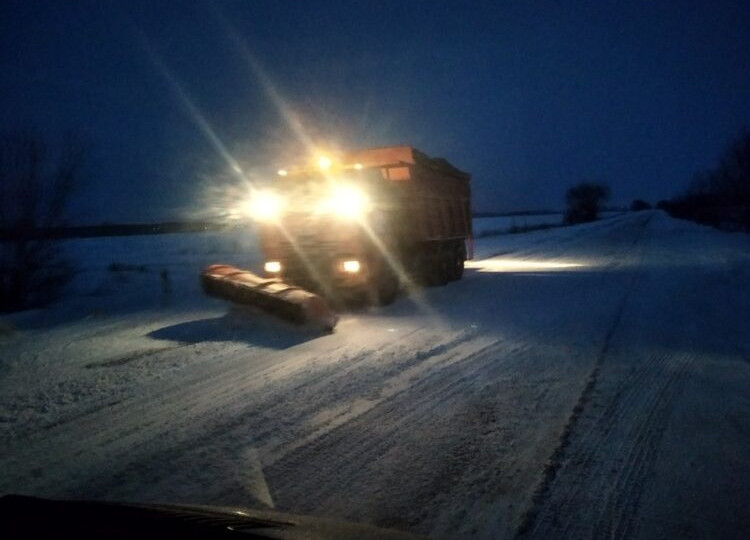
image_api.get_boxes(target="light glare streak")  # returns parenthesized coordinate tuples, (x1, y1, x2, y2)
(466, 259, 585, 273)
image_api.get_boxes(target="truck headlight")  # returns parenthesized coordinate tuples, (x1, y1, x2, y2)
(318, 155, 332, 169)
(264, 261, 282, 273)
(246, 191, 283, 221)
(327, 185, 369, 218)
(341, 260, 361, 273)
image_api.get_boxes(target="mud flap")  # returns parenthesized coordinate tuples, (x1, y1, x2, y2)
(200, 264, 338, 331)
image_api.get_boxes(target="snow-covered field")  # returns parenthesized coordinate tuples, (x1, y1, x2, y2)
(472, 210, 624, 237)
(1, 212, 749, 539)
(472, 214, 563, 236)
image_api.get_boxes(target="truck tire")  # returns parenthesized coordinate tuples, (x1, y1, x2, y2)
(411, 244, 452, 287)
(432, 247, 451, 287)
(448, 241, 466, 281)
(365, 255, 399, 306)
(375, 267, 399, 305)
(409, 248, 430, 286)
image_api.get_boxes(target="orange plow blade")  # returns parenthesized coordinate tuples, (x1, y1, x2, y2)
(200, 264, 338, 331)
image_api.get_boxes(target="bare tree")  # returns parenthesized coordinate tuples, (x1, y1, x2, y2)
(564, 182, 610, 224)
(0, 131, 87, 312)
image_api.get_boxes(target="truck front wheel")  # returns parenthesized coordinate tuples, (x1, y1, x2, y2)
(374, 267, 399, 305)
(364, 256, 399, 306)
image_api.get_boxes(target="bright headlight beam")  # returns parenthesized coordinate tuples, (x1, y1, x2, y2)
(247, 191, 282, 221)
(465, 259, 585, 273)
(328, 185, 368, 218)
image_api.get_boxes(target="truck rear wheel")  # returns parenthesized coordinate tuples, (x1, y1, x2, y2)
(431, 247, 451, 287)
(411, 244, 449, 287)
(448, 241, 466, 281)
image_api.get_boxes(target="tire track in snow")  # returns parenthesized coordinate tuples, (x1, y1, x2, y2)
(516, 214, 652, 538)
(1, 334, 335, 491)
(74, 329, 492, 501)
(261, 313, 596, 539)
(263, 334, 498, 465)
(261, 293, 612, 539)
(595, 353, 694, 540)
(265, 338, 510, 518)
(523, 350, 694, 540)
(0, 323, 477, 499)
(516, 214, 700, 540)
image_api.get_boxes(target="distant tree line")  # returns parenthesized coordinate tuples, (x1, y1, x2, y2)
(662, 130, 750, 232)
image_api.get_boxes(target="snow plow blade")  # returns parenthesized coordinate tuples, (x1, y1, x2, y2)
(201, 264, 338, 331)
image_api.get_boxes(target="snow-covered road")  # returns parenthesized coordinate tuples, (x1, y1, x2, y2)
(1, 212, 749, 539)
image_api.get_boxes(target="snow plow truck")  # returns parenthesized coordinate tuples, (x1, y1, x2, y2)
(201, 146, 472, 330)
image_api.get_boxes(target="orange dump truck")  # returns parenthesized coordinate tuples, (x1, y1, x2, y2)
(202, 146, 471, 328)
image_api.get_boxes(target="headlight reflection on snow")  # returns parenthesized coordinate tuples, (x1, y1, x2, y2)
(465, 259, 586, 273)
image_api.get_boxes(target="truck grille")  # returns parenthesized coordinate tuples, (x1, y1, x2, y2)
(279, 239, 340, 254)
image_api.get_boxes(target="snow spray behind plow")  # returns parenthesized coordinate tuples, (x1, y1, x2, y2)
(200, 264, 338, 331)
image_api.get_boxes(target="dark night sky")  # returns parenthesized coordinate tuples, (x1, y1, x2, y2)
(3, 1, 750, 224)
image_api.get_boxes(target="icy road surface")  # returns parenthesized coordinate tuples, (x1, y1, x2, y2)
(1, 212, 749, 539)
